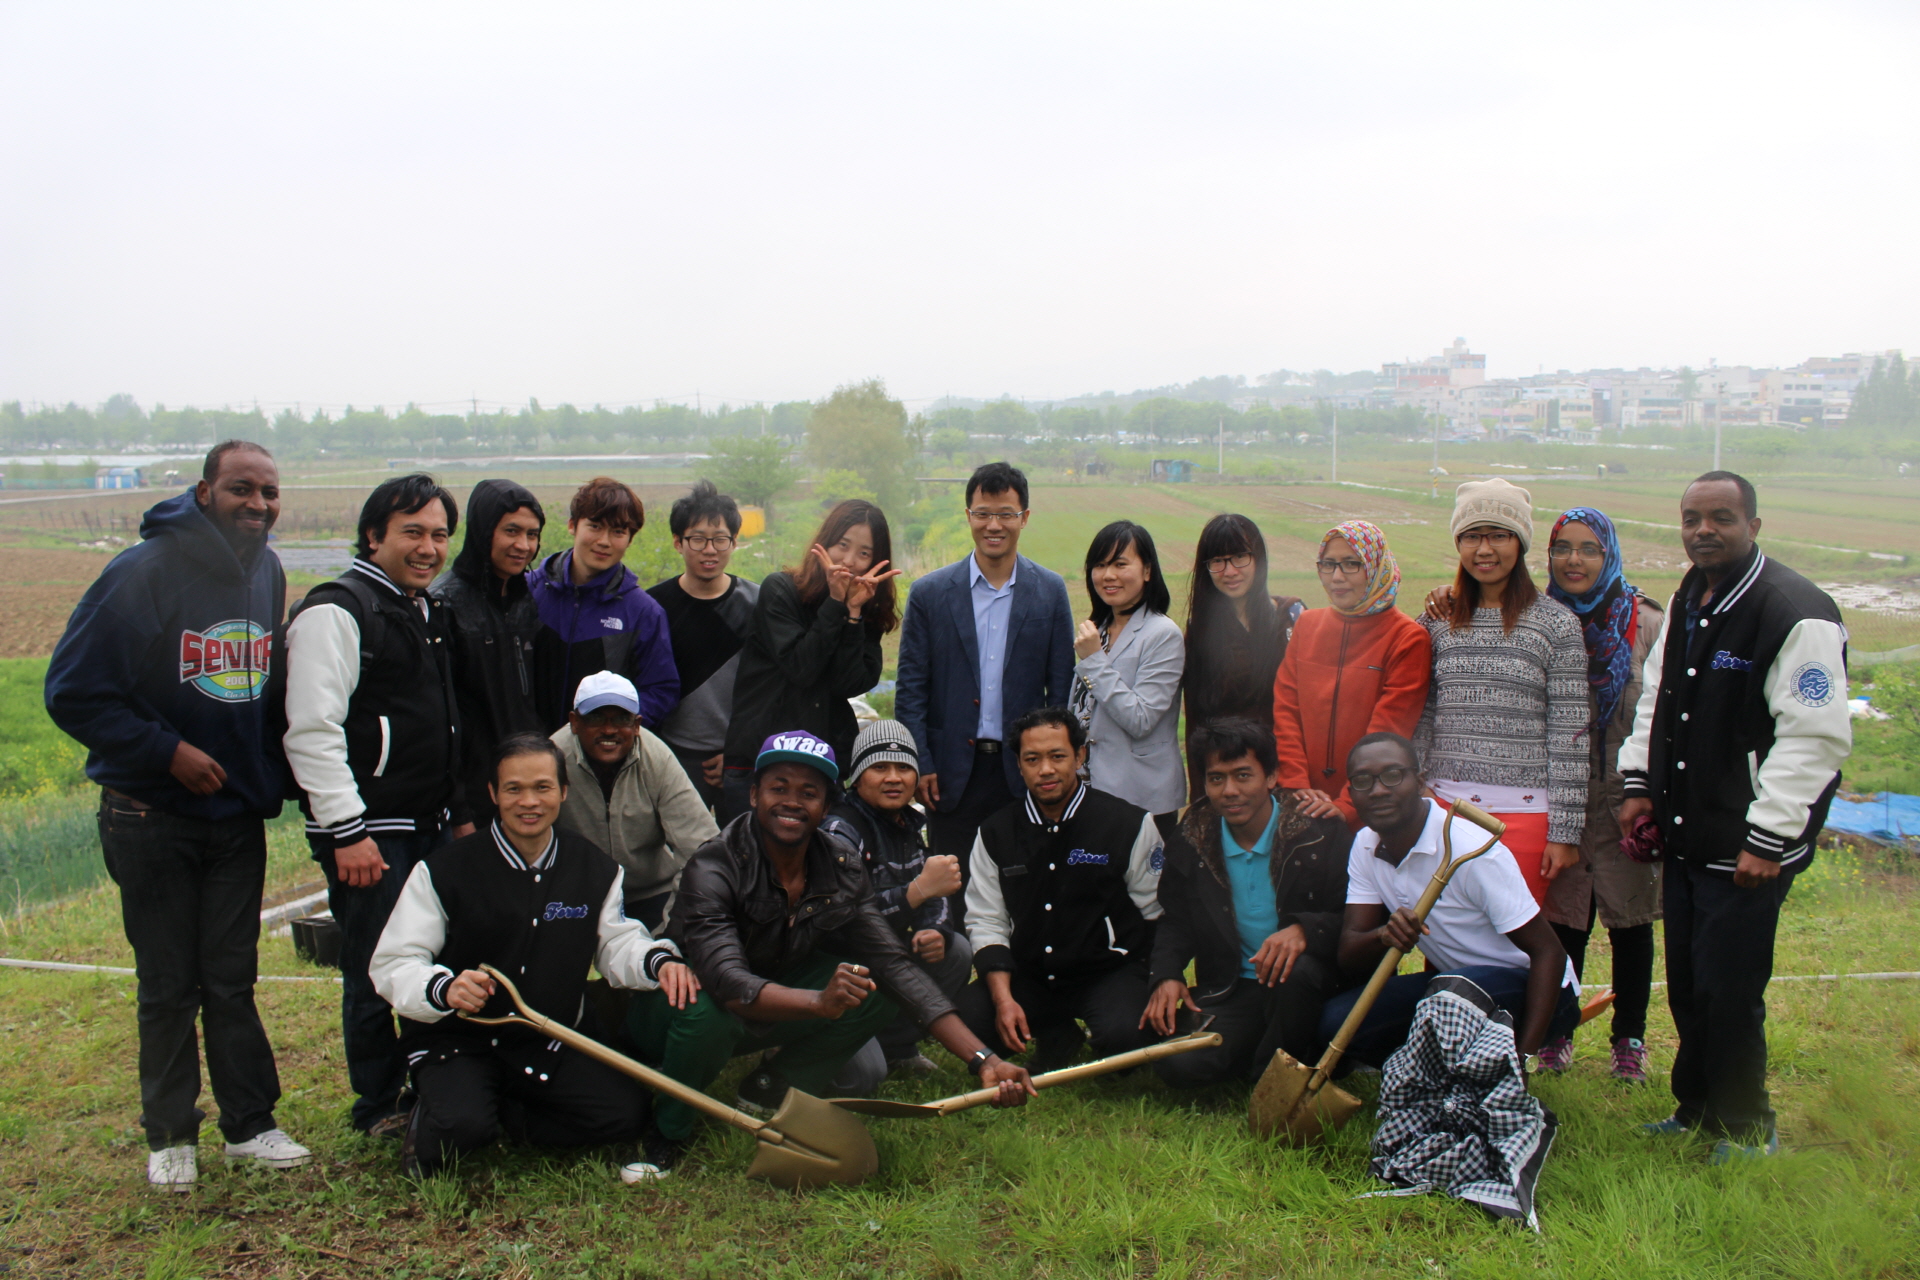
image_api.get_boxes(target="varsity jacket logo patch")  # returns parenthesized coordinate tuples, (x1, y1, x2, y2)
(1792, 662, 1836, 707)
(1710, 650, 1754, 672)
(1066, 849, 1107, 866)
(543, 902, 589, 921)
(179, 620, 270, 701)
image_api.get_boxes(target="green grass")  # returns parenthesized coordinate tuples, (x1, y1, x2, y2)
(0, 657, 88, 798)
(0, 843, 1915, 1277)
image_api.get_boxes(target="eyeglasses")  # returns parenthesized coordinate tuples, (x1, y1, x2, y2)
(1205, 553, 1254, 574)
(680, 535, 735, 551)
(1455, 529, 1516, 549)
(1548, 542, 1604, 562)
(967, 508, 1027, 524)
(1315, 558, 1366, 576)
(1347, 765, 1413, 793)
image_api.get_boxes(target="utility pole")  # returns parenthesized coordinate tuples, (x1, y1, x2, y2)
(1217, 416, 1224, 476)
(1331, 408, 1338, 484)
(1714, 417, 1722, 471)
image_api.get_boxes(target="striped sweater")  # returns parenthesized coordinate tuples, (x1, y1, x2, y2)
(1414, 599, 1588, 843)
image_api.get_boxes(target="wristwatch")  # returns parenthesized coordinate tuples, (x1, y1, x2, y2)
(967, 1047, 999, 1075)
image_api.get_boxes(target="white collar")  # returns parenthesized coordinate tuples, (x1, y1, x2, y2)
(1023, 781, 1088, 833)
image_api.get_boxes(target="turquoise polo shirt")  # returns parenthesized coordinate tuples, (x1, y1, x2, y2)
(1222, 800, 1283, 979)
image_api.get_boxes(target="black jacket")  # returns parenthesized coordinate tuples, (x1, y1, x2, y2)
(668, 814, 953, 1027)
(1147, 797, 1352, 998)
(821, 793, 950, 942)
(1620, 545, 1851, 872)
(722, 570, 882, 773)
(429, 480, 546, 818)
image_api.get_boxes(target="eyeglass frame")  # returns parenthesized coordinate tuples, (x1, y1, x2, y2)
(1347, 765, 1415, 794)
(1203, 553, 1255, 574)
(677, 534, 737, 551)
(1455, 528, 1517, 549)
(1315, 558, 1367, 576)
(965, 507, 1029, 524)
(1547, 541, 1605, 562)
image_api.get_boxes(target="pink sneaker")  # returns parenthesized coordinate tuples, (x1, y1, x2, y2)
(1536, 1036, 1574, 1072)
(1610, 1037, 1650, 1084)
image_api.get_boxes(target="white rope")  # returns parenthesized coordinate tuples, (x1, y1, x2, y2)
(1579, 972, 1920, 992)
(0, 957, 337, 983)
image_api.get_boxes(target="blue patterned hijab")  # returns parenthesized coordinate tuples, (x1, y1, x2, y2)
(1546, 507, 1640, 750)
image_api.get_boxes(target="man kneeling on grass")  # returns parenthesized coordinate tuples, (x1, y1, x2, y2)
(627, 730, 1034, 1172)
(1321, 733, 1580, 1069)
(371, 733, 698, 1183)
(1143, 718, 1355, 1085)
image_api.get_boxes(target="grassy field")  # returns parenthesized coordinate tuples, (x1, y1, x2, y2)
(0, 837, 1914, 1278)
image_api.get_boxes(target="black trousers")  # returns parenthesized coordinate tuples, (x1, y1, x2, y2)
(1154, 956, 1352, 1089)
(99, 798, 282, 1150)
(1665, 858, 1796, 1140)
(409, 1044, 651, 1175)
(927, 745, 1015, 930)
(1552, 915, 1655, 1043)
(955, 963, 1151, 1070)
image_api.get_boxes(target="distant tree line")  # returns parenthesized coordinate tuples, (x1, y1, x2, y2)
(1848, 354, 1920, 428)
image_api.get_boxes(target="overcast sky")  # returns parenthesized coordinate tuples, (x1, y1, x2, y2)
(3, 2, 1916, 412)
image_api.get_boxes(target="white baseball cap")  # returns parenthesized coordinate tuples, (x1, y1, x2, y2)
(573, 671, 640, 716)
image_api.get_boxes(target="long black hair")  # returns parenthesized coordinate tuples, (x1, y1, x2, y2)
(1083, 520, 1170, 628)
(1183, 513, 1282, 724)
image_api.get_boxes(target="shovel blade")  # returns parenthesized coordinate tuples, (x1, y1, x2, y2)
(745, 1087, 881, 1190)
(1248, 1049, 1364, 1147)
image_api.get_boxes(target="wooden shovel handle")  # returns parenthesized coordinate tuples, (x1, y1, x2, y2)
(465, 964, 770, 1137)
(926, 1030, 1224, 1114)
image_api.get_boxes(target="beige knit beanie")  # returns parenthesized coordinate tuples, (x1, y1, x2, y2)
(1450, 478, 1534, 551)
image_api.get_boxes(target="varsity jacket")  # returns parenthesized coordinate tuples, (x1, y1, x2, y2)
(1618, 545, 1850, 873)
(370, 823, 680, 1064)
(1147, 798, 1352, 1000)
(429, 479, 546, 819)
(964, 784, 1165, 985)
(45, 489, 288, 821)
(550, 722, 717, 907)
(284, 559, 468, 848)
(669, 814, 954, 1027)
(821, 792, 951, 942)
(527, 550, 680, 733)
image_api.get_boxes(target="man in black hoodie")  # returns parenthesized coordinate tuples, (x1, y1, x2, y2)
(46, 441, 312, 1192)
(430, 479, 547, 820)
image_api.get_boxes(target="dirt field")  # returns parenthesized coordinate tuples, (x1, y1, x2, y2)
(0, 548, 120, 658)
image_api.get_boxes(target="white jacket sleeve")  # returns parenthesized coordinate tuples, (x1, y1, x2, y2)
(963, 831, 1013, 954)
(594, 869, 683, 990)
(1126, 813, 1165, 920)
(284, 603, 367, 840)
(370, 862, 454, 1022)
(1074, 620, 1186, 739)
(1748, 618, 1852, 856)
(1616, 599, 1671, 786)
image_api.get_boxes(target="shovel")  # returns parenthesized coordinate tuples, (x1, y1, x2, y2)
(1248, 799, 1507, 1146)
(828, 1025, 1225, 1118)
(459, 963, 878, 1190)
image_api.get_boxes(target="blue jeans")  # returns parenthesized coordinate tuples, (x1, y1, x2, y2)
(1318, 965, 1581, 1069)
(311, 828, 451, 1130)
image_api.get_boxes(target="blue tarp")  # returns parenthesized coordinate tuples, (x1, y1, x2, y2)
(1822, 792, 1920, 845)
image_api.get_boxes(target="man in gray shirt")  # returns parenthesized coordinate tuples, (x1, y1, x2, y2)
(648, 481, 761, 809)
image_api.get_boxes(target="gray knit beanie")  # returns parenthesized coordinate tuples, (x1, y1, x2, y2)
(1450, 478, 1535, 552)
(846, 719, 920, 781)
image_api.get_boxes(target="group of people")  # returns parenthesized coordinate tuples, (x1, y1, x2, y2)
(46, 443, 1851, 1192)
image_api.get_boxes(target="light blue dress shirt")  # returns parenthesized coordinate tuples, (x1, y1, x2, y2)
(969, 555, 1018, 740)
(1221, 800, 1283, 979)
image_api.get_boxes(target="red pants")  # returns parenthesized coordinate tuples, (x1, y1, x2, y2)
(1493, 811, 1552, 906)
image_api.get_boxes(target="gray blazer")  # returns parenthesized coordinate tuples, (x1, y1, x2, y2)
(1072, 609, 1187, 815)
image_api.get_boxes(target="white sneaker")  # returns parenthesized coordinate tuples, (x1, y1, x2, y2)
(619, 1160, 670, 1184)
(148, 1145, 197, 1192)
(223, 1128, 313, 1169)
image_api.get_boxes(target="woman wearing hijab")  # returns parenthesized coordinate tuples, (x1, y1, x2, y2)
(1182, 514, 1303, 801)
(1535, 507, 1664, 1081)
(1070, 520, 1186, 825)
(1272, 520, 1432, 825)
(1415, 479, 1586, 907)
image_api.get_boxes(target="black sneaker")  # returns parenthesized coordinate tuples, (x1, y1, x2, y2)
(735, 1068, 791, 1117)
(620, 1127, 684, 1183)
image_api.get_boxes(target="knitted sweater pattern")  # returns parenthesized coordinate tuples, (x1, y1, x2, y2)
(1415, 598, 1587, 843)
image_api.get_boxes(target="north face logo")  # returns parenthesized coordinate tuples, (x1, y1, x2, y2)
(600, 617, 625, 631)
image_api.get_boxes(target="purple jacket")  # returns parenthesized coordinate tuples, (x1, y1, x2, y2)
(526, 550, 680, 732)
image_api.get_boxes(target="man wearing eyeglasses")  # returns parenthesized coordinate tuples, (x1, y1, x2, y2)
(1322, 733, 1579, 1070)
(648, 481, 761, 808)
(897, 461, 1076, 925)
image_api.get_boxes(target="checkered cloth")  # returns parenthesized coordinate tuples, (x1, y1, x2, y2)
(1361, 975, 1558, 1231)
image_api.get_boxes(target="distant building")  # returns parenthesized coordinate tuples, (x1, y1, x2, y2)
(1383, 338, 1486, 392)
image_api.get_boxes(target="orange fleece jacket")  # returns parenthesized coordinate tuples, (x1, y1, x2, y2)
(1272, 606, 1432, 825)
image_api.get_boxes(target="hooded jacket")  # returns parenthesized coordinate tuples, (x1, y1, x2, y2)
(46, 489, 288, 821)
(429, 480, 546, 817)
(1147, 797, 1352, 999)
(527, 550, 680, 733)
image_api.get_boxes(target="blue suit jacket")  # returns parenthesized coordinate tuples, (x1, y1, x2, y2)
(895, 553, 1076, 810)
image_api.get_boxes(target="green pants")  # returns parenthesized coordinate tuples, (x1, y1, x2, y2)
(627, 952, 898, 1140)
